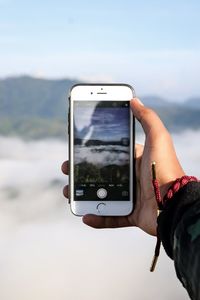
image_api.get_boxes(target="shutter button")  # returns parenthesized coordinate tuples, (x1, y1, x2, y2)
(97, 188, 107, 199)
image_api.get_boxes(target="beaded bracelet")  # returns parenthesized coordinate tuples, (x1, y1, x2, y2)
(150, 162, 199, 272)
(163, 175, 199, 205)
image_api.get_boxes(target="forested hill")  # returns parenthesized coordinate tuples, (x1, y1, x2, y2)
(0, 76, 77, 138)
(0, 76, 200, 139)
(0, 76, 77, 119)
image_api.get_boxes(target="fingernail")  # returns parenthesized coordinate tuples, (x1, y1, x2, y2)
(132, 97, 144, 106)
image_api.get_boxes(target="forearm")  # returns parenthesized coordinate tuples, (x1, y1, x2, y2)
(158, 182, 200, 300)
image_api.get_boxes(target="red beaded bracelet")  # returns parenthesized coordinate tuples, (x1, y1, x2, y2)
(163, 175, 199, 205)
(152, 165, 199, 211)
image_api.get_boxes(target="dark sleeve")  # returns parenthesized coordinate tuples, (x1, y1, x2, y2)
(157, 182, 200, 300)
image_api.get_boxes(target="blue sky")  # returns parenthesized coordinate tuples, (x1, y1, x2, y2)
(75, 106, 129, 141)
(0, 0, 200, 100)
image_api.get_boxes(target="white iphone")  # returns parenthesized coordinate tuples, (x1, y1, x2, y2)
(68, 84, 135, 216)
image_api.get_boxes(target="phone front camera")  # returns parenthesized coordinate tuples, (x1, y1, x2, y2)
(91, 92, 93, 95)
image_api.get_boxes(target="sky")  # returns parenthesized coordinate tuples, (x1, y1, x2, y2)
(75, 105, 129, 141)
(0, 0, 200, 100)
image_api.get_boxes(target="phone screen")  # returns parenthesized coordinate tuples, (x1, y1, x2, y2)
(73, 100, 130, 201)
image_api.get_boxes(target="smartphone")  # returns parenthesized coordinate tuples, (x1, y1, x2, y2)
(68, 84, 135, 216)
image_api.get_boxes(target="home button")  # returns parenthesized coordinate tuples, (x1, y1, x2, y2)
(96, 203, 106, 213)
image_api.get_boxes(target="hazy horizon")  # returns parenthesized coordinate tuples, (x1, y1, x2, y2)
(1, 74, 200, 104)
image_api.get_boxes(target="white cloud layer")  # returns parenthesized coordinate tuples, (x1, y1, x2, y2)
(75, 145, 129, 166)
(0, 133, 199, 300)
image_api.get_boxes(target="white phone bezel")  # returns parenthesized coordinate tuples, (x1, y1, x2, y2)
(69, 84, 135, 216)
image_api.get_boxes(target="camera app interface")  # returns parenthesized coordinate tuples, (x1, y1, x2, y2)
(74, 101, 130, 201)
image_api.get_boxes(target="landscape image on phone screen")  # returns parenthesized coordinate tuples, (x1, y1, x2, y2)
(74, 101, 130, 201)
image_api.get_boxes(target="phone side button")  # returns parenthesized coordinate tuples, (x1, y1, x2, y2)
(96, 203, 106, 213)
(68, 120, 70, 134)
(67, 186, 70, 204)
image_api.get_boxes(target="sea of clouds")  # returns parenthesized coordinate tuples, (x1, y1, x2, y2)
(75, 144, 129, 166)
(0, 131, 199, 300)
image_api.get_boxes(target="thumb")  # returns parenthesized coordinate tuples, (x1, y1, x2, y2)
(130, 98, 167, 136)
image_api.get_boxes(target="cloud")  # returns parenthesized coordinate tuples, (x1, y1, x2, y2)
(75, 145, 129, 166)
(173, 130, 200, 176)
(0, 133, 199, 300)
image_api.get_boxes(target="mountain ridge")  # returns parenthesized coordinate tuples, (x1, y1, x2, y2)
(0, 76, 200, 139)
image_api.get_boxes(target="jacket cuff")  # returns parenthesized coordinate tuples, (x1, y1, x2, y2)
(157, 182, 200, 259)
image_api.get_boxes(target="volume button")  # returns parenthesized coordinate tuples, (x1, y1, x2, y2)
(68, 187, 70, 204)
(68, 120, 70, 134)
(68, 122, 70, 134)
(68, 112, 70, 134)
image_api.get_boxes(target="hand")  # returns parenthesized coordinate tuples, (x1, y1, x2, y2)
(62, 98, 185, 236)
